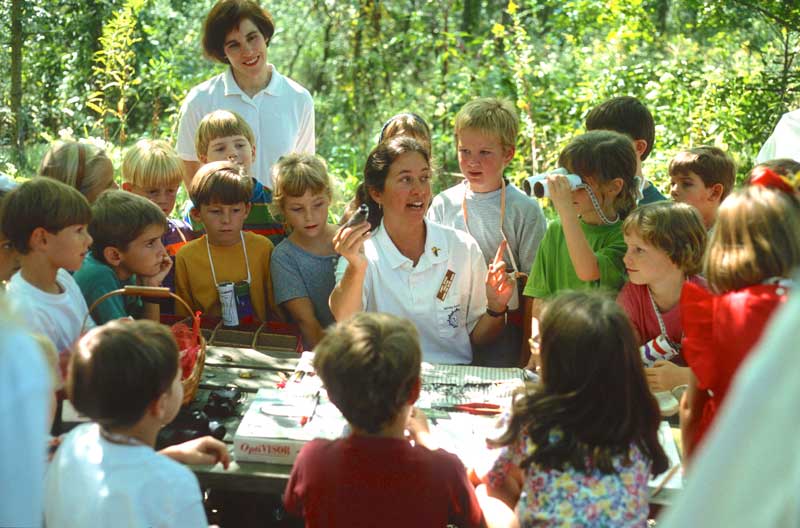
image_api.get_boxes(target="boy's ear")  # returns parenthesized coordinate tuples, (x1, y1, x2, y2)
(709, 182, 725, 202)
(189, 206, 202, 221)
(121, 182, 133, 192)
(103, 246, 124, 267)
(632, 139, 648, 159)
(199, 154, 208, 164)
(243, 202, 252, 216)
(406, 376, 421, 406)
(250, 143, 256, 162)
(148, 391, 170, 422)
(502, 145, 516, 165)
(28, 227, 50, 252)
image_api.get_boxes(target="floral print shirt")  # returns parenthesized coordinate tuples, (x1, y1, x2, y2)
(487, 427, 652, 527)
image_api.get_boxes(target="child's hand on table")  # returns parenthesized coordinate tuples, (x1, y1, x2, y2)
(406, 407, 437, 450)
(159, 435, 231, 469)
(646, 361, 689, 392)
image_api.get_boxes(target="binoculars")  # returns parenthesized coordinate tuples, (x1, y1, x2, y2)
(522, 168, 584, 198)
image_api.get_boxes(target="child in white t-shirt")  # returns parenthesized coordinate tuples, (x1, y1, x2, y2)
(45, 319, 227, 528)
(1, 178, 96, 377)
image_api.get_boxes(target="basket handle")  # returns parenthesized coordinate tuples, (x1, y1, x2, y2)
(81, 286, 199, 333)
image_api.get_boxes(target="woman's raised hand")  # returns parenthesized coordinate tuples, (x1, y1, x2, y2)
(333, 221, 371, 269)
(486, 240, 514, 311)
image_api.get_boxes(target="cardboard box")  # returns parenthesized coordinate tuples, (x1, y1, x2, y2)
(233, 388, 345, 465)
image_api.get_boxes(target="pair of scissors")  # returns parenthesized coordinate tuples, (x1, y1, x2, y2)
(444, 403, 501, 416)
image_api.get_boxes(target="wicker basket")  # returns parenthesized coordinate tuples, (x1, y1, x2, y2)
(82, 286, 205, 406)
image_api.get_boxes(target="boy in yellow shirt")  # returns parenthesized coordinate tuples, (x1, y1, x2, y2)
(175, 161, 277, 325)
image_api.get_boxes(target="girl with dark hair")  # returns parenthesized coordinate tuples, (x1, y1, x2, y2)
(480, 291, 669, 527)
(330, 136, 513, 364)
(176, 0, 315, 189)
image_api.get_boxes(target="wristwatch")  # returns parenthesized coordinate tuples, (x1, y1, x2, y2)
(486, 306, 508, 318)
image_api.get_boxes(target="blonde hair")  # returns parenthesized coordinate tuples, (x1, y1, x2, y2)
(454, 97, 518, 150)
(380, 113, 432, 155)
(705, 186, 800, 293)
(270, 153, 332, 219)
(38, 140, 114, 202)
(622, 202, 707, 275)
(121, 139, 184, 188)
(195, 110, 255, 159)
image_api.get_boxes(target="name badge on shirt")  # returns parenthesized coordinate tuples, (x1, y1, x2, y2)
(437, 270, 456, 301)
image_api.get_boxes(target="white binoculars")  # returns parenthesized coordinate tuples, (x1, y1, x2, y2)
(522, 167, 584, 198)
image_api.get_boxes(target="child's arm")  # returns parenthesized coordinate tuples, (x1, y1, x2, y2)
(138, 254, 173, 322)
(282, 298, 326, 349)
(547, 174, 600, 281)
(680, 371, 708, 461)
(520, 297, 545, 368)
(329, 223, 370, 321)
(174, 250, 193, 317)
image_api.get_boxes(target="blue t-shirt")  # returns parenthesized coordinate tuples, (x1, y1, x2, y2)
(74, 253, 141, 324)
(270, 238, 338, 331)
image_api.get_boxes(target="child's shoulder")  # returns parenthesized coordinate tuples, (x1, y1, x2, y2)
(432, 181, 467, 205)
(244, 230, 275, 250)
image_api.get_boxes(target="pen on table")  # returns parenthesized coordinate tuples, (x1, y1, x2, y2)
(301, 392, 321, 426)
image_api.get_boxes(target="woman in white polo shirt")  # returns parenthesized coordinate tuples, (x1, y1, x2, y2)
(331, 137, 513, 364)
(176, 0, 315, 188)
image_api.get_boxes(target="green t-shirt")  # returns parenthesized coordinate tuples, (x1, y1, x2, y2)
(74, 253, 142, 324)
(523, 218, 626, 299)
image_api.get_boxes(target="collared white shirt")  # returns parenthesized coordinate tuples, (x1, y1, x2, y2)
(336, 219, 488, 364)
(176, 66, 315, 188)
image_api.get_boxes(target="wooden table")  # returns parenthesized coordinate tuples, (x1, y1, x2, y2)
(188, 345, 682, 506)
(188, 344, 299, 494)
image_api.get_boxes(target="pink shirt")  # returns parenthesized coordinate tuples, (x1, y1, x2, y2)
(617, 276, 706, 347)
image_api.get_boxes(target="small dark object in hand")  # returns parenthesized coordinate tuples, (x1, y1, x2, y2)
(343, 203, 369, 228)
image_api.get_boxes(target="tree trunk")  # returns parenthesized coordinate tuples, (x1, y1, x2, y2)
(10, 0, 25, 167)
(461, 0, 480, 35)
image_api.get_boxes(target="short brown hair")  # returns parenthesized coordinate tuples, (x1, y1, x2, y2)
(585, 96, 655, 161)
(379, 113, 432, 155)
(669, 146, 736, 200)
(202, 0, 274, 63)
(559, 130, 639, 219)
(90, 190, 166, 264)
(190, 161, 253, 207)
(622, 202, 707, 275)
(69, 320, 179, 428)
(38, 140, 114, 202)
(270, 153, 333, 220)
(455, 97, 518, 150)
(195, 110, 256, 160)
(121, 139, 184, 189)
(313, 312, 421, 434)
(1, 178, 91, 254)
(705, 186, 800, 293)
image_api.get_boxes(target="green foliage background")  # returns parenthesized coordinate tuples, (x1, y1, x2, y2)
(2, 0, 799, 214)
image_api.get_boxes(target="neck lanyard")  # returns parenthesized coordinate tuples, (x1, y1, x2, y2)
(205, 231, 251, 285)
(583, 184, 620, 225)
(647, 286, 681, 350)
(461, 179, 526, 278)
(100, 427, 146, 447)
